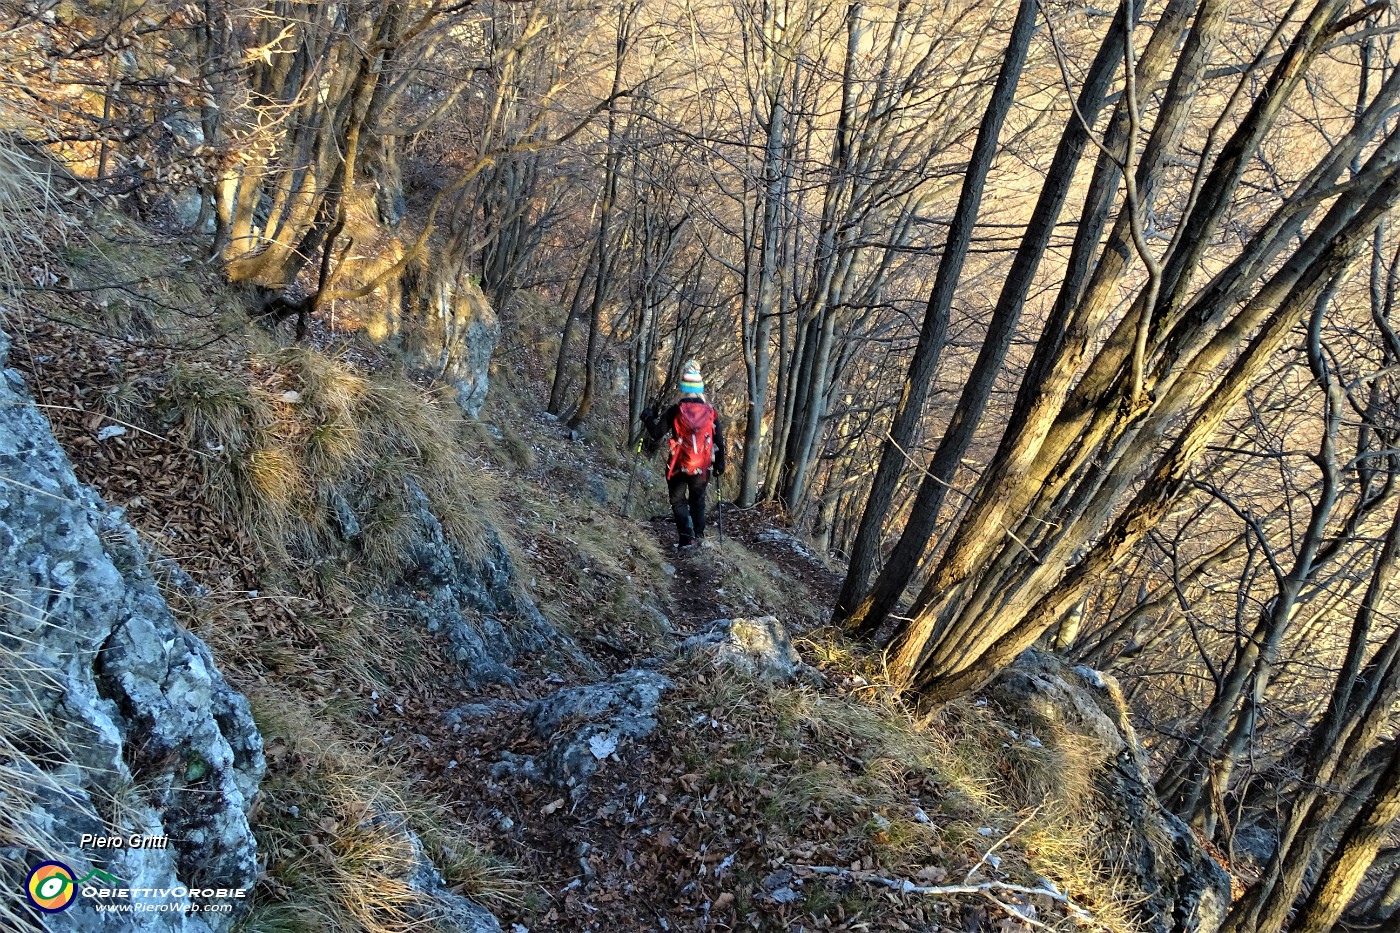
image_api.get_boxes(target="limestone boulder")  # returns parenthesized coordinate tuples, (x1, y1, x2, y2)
(682, 616, 821, 685)
(494, 670, 672, 800)
(985, 651, 1232, 933)
(0, 331, 263, 931)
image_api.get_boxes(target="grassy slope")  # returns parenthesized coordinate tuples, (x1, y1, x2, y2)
(4, 203, 1145, 933)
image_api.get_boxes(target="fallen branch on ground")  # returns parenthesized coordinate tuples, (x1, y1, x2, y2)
(799, 865, 1105, 931)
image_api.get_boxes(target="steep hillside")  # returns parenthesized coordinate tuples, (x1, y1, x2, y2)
(0, 186, 1233, 933)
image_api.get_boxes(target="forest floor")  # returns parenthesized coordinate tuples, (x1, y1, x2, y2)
(379, 485, 1065, 933)
(395, 504, 972, 933)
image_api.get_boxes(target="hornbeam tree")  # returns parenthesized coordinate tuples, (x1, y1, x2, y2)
(831, 0, 1400, 705)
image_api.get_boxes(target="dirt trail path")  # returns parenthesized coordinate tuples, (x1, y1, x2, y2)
(645, 514, 727, 633)
(398, 500, 843, 932)
(649, 500, 841, 633)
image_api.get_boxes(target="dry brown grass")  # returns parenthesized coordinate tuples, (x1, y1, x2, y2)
(662, 635, 1149, 933)
(506, 470, 675, 652)
(929, 699, 1146, 932)
(685, 536, 827, 624)
(5, 202, 526, 928)
(0, 138, 61, 289)
(411, 811, 530, 912)
(0, 604, 94, 929)
(242, 688, 524, 933)
(166, 347, 504, 580)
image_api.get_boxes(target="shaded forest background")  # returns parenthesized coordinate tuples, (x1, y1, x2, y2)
(6, 0, 1400, 928)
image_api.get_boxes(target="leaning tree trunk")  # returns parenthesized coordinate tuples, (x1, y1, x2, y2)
(903, 157, 1400, 703)
(1290, 742, 1400, 933)
(864, 0, 1379, 701)
(834, 0, 1047, 624)
(1222, 490, 1400, 933)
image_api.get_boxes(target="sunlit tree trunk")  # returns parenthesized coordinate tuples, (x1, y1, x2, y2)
(736, 0, 793, 506)
(1155, 305, 1350, 830)
(567, 2, 636, 428)
(834, 0, 1048, 623)
(858, 0, 1391, 707)
(1223, 451, 1400, 933)
(216, 2, 408, 302)
(1291, 743, 1400, 933)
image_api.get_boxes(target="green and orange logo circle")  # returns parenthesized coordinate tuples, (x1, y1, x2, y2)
(26, 861, 77, 913)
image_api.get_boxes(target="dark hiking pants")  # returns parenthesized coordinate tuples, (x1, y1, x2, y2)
(668, 472, 709, 546)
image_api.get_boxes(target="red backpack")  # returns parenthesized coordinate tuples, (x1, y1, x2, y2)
(668, 401, 716, 477)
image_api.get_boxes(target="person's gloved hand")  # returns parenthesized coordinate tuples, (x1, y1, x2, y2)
(715, 462, 726, 476)
(641, 404, 657, 424)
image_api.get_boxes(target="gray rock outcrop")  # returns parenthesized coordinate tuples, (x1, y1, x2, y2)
(986, 650, 1232, 933)
(754, 527, 820, 563)
(681, 616, 820, 684)
(401, 261, 500, 418)
(361, 809, 503, 933)
(493, 670, 671, 799)
(0, 331, 264, 931)
(148, 113, 213, 233)
(369, 479, 566, 688)
(313, 191, 498, 417)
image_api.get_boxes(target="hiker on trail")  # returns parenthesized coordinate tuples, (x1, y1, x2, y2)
(642, 362, 726, 550)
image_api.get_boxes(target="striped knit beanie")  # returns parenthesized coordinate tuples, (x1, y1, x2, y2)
(680, 361, 704, 397)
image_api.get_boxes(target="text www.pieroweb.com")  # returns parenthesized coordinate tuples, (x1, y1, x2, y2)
(90, 901, 233, 913)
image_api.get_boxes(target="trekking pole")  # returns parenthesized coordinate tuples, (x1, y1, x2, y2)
(715, 471, 724, 545)
(621, 433, 642, 520)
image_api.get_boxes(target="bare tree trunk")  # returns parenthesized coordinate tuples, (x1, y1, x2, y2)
(1291, 742, 1400, 933)
(737, 29, 791, 507)
(834, 0, 1046, 625)
(857, 0, 1387, 705)
(565, 4, 634, 428)
(1223, 491, 1400, 933)
(549, 255, 596, 415)
(1157, 312, 1347, 828)
(1360, 858, 1400, 925)
(906, 159, 1400, 702)
(774, 0, 861, 513)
